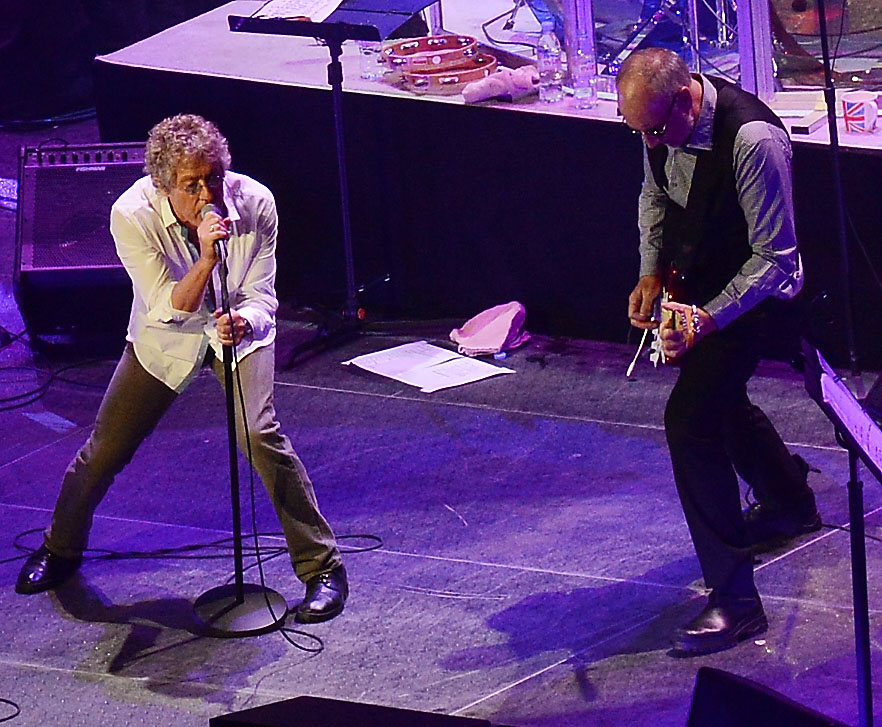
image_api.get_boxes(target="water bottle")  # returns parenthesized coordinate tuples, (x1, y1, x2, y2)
(536, 21, 563, 104)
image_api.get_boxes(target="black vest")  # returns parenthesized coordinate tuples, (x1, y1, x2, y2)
(647, 76, 787, 307)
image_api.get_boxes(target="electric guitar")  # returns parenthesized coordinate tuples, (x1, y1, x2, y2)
(649, 266, 693, 367)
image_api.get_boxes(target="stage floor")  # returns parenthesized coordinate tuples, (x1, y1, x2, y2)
(1, 321, 880, 726)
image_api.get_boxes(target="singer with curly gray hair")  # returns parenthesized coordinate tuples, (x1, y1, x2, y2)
(15, 114, 348, 624)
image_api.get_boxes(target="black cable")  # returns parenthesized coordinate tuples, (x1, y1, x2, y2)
(0, 108, 96, 132)
(0, 362, 108, 392)
(0, 698, 20, 723)
(36, 137, 70, 149)
(832, 39, 882, 59)
(827, 523, 882, 546)
(831, 4, 847, 72)
(9, 527, 381, 565)
(230, 337, 312, 649)
(482, 5, 539, 50)
(0, 359, 112, 412)
(791, 23, 882, 38)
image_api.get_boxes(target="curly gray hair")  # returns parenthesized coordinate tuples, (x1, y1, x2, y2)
(144, 114, 231, 193)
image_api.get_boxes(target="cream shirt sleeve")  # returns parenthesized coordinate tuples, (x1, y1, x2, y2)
(110, 202, 203, 326)
(228, 191, 278, 342)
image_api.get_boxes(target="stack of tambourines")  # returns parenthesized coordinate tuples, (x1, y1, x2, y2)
(381, 35, 497, 96)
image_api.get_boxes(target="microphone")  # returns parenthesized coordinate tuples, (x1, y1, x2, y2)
(200, 203, 227, 260)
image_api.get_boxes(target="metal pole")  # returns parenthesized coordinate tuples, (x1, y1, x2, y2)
(684, 0, 702, 72)
(816, 0, 859, 375)
(846, 447, 874, 727)
(737, 0, 775, 101)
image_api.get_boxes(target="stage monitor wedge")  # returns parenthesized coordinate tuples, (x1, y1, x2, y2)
(210, 695, 493, 727)
(687, 667, 849, 727)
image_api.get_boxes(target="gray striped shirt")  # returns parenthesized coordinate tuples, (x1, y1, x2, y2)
(637, 75, 803, 330)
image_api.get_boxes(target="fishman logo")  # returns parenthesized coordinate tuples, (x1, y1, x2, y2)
(76, 166, 107, 172)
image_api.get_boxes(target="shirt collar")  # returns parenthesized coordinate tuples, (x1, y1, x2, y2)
(683, 73, 715, 152)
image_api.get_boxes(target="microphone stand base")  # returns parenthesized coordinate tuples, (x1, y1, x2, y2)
(193, 582, 288, 638)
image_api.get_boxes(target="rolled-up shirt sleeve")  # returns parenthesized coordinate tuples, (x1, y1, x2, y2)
(230, 193, 278, 342)
(111, 203, 202, 326)
(703, 122, 803, 329)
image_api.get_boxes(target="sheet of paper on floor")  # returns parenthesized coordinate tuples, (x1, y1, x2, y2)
(342, 340, 514, 392)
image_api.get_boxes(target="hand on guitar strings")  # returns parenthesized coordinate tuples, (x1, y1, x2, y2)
(627, 274, 662, 330)
(658, 301, 717, 360)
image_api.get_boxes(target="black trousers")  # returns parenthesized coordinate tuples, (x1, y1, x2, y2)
(664, 306, 810, 596)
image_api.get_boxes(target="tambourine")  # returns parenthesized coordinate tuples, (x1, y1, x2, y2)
(383, 35, 478, 73)
(401, 53, 498, 96)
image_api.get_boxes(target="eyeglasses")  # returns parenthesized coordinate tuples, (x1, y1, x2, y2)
(177, 172, 224, 196)
(622, 93, 679, 139)
(641, 93, 680, 138)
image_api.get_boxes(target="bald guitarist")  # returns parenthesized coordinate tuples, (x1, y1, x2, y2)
(618, 48, 820, 656)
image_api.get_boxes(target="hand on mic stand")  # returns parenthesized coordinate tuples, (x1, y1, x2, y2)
(199, 203, 237, 347)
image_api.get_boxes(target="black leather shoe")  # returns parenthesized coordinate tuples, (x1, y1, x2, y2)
(672, 592, 768, 656)
(15, 545, 81, 595)
(744, 455, 822, 552)
(293, 565, 348, 624)
(744, 498, 821, 551)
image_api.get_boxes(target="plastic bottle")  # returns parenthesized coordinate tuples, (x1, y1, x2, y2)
(536, 20, 563, 104)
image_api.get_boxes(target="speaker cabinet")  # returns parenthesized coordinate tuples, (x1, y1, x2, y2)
(687, 667, 848, 727)
(209, 696, 493, 727)
(14, 142, 143, 344)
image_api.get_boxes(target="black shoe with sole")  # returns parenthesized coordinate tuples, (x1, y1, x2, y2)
(744, 497, 822, 551)
(744, 454, 822, 551)
(672, 591, 768, 656)
(293, 564, 348, 624)
(15, 545, 81, 595)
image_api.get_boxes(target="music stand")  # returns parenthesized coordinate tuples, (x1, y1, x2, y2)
(802, 339, 882, 727)
(229, 0, 438, 366)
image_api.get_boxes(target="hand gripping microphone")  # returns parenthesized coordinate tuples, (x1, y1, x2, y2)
(200, 203, 227, 261)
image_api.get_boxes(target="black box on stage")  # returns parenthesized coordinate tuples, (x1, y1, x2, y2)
(209, 695, 493, 727)
(14, 142, 142, 345)
(687, 667, 848, 727)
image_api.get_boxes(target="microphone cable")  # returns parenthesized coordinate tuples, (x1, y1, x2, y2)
(228, 335, 325, 651)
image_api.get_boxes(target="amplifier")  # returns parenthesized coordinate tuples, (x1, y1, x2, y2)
(14, 142, 144, 342)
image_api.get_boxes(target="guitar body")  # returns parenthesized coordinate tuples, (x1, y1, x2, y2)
(650, 267, 690, 367)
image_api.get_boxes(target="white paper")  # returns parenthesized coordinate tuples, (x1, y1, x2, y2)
(343, 341, 514, 392)
(254, 0, 343, 22)
(819, 359, 882, 475)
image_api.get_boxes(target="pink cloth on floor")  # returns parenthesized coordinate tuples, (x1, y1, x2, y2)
(449, 301, 531, 357)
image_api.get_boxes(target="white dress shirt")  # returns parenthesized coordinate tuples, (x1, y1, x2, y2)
(110, 171, 278, 392)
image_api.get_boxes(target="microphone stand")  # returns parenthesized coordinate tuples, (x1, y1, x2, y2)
(193, 240, 288, 637)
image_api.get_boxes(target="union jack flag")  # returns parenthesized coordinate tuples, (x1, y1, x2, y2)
(843, 100, 875, 133)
